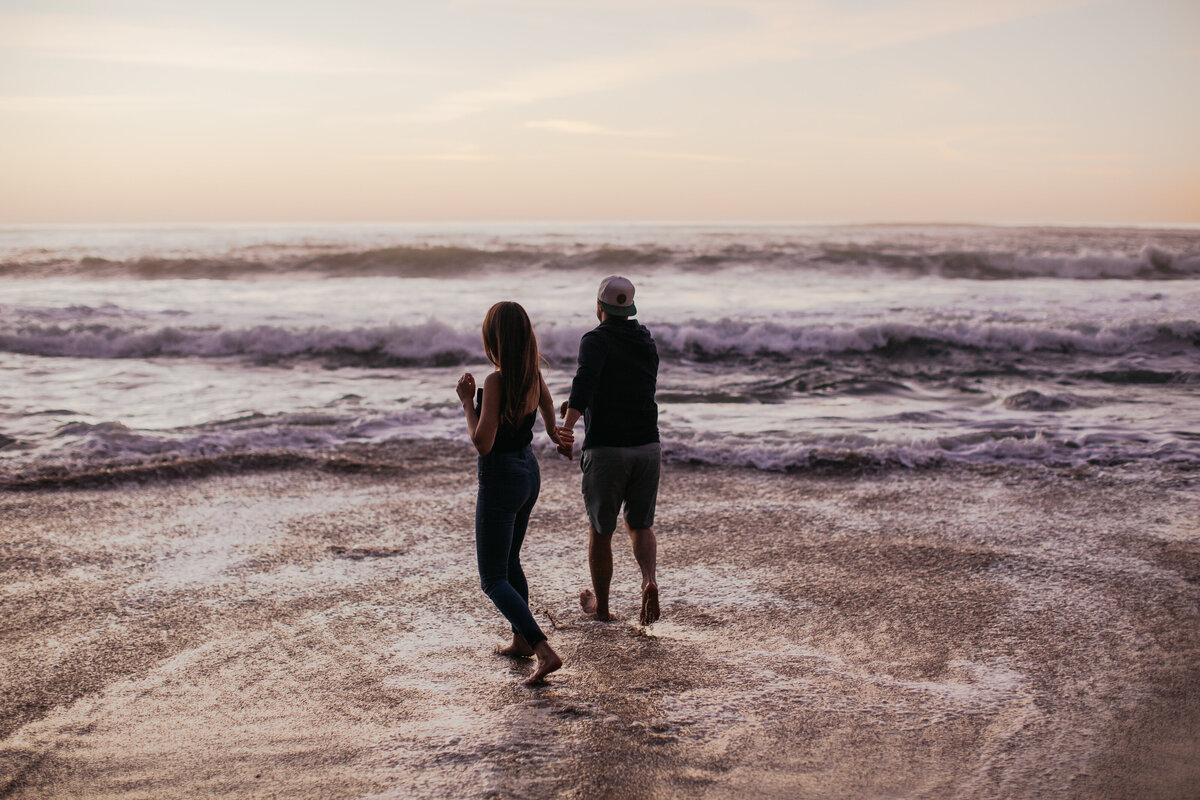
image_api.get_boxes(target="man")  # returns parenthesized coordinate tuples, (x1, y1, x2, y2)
(557, 275, 661, 626)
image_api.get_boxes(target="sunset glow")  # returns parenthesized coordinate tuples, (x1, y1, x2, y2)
(2, 0, 1197, 223)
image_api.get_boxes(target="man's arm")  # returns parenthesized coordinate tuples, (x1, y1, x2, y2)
(556, 330, 606, 456)
(561, 406, 583, 429)
(565, 330, 607, 419)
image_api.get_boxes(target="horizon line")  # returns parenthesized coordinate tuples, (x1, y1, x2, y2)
(2, 219, 1199, 231)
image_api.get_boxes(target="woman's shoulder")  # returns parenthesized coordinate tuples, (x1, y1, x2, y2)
(485, 369, 538, 411)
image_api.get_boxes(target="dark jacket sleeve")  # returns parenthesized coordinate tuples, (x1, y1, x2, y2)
(567, 330, 608, 413)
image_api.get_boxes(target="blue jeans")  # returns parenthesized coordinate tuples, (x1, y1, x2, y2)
(475, 446, 546, 648)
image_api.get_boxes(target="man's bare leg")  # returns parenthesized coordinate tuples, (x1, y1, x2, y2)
(579, 525, 614, 620)
(628, 523, 660, 625)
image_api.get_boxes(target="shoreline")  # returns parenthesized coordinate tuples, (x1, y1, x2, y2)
(2, 444, 1198, 798)
(4, 436, 1196, 493)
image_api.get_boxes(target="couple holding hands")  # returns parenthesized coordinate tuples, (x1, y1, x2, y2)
(455, 276, 661, 685)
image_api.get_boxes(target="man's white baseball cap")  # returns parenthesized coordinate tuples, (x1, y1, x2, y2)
(597, 275, 636, 316)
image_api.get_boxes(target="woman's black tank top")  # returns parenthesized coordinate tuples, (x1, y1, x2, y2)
(476, 389, 536, 452)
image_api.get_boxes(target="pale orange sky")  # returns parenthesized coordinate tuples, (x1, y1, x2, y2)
(1, 0, 1197, 224)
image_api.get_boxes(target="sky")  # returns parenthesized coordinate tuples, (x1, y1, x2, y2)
(1, 0, 1197, 224)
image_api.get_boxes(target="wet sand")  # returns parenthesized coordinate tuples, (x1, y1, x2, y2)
(2, 444, 1198, 799)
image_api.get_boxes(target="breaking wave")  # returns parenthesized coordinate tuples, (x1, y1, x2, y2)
(1002, 390, 1099, 411)
(0, 319, 477, 366)
(6, 415, 1195, 489)
(3, 314, 1196, 370)
(810, 244, 1200, 280)
(648, 319, 1199, 363)
(661, 428, 1198, 472)
(3, 242, 1199, 281)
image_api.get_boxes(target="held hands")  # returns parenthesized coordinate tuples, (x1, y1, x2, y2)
(555, 427, 574, 459)
(460, 374, 575, 457)
(456, 373, 476, 406)
(555, 400, 575, 460)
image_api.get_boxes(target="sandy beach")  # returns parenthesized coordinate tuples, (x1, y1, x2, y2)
(4, 0, 1199, 792)
(1, 444, 1198, 799)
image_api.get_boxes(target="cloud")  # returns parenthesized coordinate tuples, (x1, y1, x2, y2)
(625, 150, 746, 163)
(0, 95, 164, 112)
(413, 0, 1097, 121)
(1057, 152, 1138, 162)
(409, 49, 690, 122)
(0, 13, 390, 74)
(524, 119, 669, 137)
(344, 143, 496, 162)
(838, 125, 1145, 175)
(621, 149, 798, 166)
(392, 153, 495, 162)
(917, 125, 1059, 162)
(1059, 166, 1136, 176)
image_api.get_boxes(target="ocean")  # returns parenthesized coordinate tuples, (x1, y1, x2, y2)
(2, 222, 1198, 484)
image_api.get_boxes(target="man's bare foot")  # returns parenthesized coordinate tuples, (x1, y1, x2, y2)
(640, 582, 660, 626)
(495, 634, 534, 658)
(579, 589, 611, 621)
(524, 642, 562, 685)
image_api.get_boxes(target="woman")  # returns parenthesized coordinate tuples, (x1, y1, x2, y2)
(456, 301, 563, 685)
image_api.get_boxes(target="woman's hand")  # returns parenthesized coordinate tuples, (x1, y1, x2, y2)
(456, 373, 476, 405)
(555, 426, 574, 459)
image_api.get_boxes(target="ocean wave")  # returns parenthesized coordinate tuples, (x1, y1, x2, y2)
(7, 419, 1194, 488)
(0, 408, 465, 485)
(3, 316, 1196, 368)
(652, 319, 1200, 368)
(661, 428, 1198, 472)
(0, 451, 331, 490)
(1002, 390, 1099, 411)
(0, 446, 443, 491)
(812, 244, 1200, 280)
(0, 319, 477, 365)
(1072, 367, 1200, 385)
(3, 241, 1198, 280)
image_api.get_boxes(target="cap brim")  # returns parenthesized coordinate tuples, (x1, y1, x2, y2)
(599, 301, 636, 316)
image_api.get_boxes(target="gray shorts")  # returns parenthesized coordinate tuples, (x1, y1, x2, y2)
(580, 443, 661, 535)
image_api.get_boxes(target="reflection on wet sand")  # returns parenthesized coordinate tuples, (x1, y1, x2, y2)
(1, 446, 1198, 799)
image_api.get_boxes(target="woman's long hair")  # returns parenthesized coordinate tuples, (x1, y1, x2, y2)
(481, 301, 541, 426)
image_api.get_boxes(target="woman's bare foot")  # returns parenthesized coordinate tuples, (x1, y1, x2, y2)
(524, 641, 562, 685)
(640, 582, 660, 626)
(579, 589, 611, 621)
(495, 634, 534, 658)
